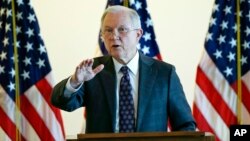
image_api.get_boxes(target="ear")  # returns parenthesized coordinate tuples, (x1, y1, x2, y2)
(100, 36, 104, 42)
(136, 28, 143, 41)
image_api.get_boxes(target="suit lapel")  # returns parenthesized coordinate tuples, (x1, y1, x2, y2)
(98, 57, 117, 131)
(136, 54, 157, 130)
(97, 54, 158, 131)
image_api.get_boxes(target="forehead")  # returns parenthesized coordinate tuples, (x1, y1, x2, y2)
(102, 11, 133, 28)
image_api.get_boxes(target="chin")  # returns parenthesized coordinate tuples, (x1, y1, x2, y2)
(111, 53, 122, 59)
(110, 50, 122, 57)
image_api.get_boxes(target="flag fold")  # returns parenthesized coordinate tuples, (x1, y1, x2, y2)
(0, 0, 65, 140)
(193, 0, 250, 141)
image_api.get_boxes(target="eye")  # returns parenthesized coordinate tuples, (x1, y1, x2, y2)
(105, 28, 113, 33)
(118, 27, 128, 33)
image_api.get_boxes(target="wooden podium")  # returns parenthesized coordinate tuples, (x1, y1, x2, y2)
(67, 131, 214, 141)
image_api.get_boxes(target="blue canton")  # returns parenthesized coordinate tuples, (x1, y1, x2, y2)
(205, 0, 250, 84)
(0, 0, 51, 100)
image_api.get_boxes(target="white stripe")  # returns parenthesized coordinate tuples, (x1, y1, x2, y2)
(194, 85, 229, 141)
(20, 112, 41, 141)
(241, 71, 250, 124)
(0, 85, 40, 141)
(0, 85, 15, 122)
(25, 85, 64, 141)
(200, 51, 250, 123)
(199, 51, 238, 115)
(45, 72, 56, 87)
(242, 71, 250, 92)
(242, 103, 250, 124)
(46, 72, 65, 134)
(0, 127, 11, 141)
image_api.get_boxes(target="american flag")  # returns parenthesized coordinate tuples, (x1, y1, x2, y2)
(0, 0, 65, 140)
(97, 0, 162, 60)
(193, 0, 250, 141)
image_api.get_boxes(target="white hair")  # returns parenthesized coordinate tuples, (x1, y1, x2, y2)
(101, 5, 141, 29)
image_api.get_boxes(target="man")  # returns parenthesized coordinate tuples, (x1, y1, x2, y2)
(51, 5, 196, 133)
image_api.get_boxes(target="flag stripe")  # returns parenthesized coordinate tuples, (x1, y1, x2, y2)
(193, 104, 220, 141)
(241, 72, 250, 122)
(0, 0, 65, 140)
(196, 66, 237, 126)
(194, 85, 229, 141)
(0, 107, 17, 141)
(194, 1, 250, 140)
(44, 73, 65, 129)
(25, 84, 65, 141)
(241, 71, 250, 115)
(231, 81, 250, 113)
(199, 52, 238, 116)
(242, 71, 250, 92)
(0, 80, 63, 141)
(199, 51, 250, 123)
(0, 127, 12, 141)
(241, 82, 250, 112)
(240, 101, 250, 124)
(20, 95, 55, 141)
(0, 86, 40, 141)
(35, 75, 65, 137)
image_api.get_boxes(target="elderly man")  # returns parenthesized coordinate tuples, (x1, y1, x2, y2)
(51, 5, 196, 133)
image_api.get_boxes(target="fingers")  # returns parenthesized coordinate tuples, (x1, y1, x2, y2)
(78, 59, 93, 69)
(76, 58, 104, 74)
(76, 58, 104, 73)
(93, 64, 104, 74)
(85, 59, 94, 67)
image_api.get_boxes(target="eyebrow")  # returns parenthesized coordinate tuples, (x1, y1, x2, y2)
(103, 26, 112, 28)
(103, 25, 129, 29)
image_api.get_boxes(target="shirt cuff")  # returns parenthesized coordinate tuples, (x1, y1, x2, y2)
(64, 76, 83, 97)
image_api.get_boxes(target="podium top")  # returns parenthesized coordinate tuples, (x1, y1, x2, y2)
(72, 131, 215, 141)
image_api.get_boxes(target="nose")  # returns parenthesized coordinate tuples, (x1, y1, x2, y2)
(110, 30, 120, 39)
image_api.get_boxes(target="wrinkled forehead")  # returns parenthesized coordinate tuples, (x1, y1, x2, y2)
(102, 11, 133, 28)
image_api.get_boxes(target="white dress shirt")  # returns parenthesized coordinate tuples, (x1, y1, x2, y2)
(112, 51, 139, 132)
(64, 51, 139, 133)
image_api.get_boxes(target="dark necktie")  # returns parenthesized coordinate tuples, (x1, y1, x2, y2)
(119, 66, 135, 132)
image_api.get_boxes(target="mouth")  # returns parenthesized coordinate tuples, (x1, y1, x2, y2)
(112, 44, 121, 48)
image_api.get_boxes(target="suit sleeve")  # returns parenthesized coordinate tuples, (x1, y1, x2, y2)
(168, 67, 196, 131)
(50, 78, 85, 112)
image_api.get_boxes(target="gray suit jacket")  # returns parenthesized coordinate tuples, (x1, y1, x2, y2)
(51, 53, 196, 133)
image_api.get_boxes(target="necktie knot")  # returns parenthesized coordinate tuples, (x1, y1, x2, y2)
(120, 66, 129, 75)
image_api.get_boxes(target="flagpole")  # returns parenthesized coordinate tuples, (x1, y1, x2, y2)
(123, 0, 129, 7)
(236, 0, 242, 124)
(11, 0, 21, 140)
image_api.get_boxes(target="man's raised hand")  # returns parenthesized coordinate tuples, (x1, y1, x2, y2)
(70, 59, 104, 88)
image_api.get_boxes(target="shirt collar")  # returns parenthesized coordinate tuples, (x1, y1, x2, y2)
(113, 51, 139, 75)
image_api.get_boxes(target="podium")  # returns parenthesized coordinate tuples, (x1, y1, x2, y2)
(67, 131, 214, 141)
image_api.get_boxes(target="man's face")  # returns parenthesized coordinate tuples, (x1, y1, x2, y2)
(101, 11, 142, 63)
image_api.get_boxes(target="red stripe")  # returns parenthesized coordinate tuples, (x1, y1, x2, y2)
(231, 81, 250, 114)
(242, 82, 250, 113)
(156, 54, 162, 60)
(0, 107, 26, 141)
(0, 107, 16, 141)
(20, 95, 55, 141)
(196, 66, 237, 126)
(35, 78, 65, 137)
(193, 104, 220, 141)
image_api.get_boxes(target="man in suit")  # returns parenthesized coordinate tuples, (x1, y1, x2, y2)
(51, 5, 196, 133)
